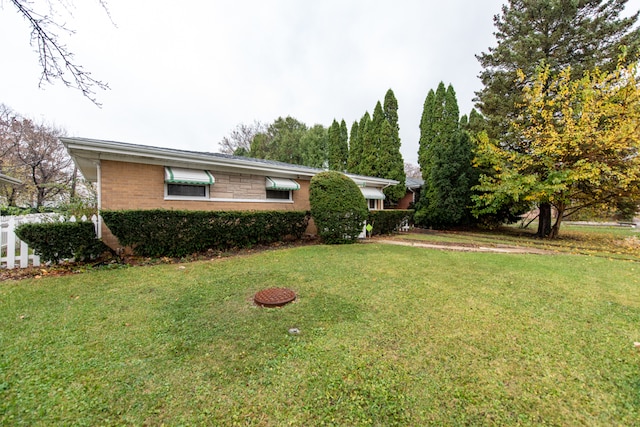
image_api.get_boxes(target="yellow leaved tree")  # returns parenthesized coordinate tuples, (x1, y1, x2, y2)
(473, 60, 640, 238)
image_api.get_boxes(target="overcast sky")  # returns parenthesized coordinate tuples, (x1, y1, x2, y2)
(2, 0, 640, 165)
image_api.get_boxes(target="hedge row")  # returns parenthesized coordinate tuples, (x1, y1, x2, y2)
(368, 210, 414, 236)
(101, 209, 311, 257)
(15, 221, 108, 263)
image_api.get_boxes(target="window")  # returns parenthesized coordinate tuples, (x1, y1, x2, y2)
(167, 183, 207, 197)
(368, 199, 377, 210)
(266, 189, 291, 200)
(164, 167, 213, 199)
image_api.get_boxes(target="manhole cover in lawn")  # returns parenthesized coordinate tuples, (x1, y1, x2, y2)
(254, 287, 296, 307)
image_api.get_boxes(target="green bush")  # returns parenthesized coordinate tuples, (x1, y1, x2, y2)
(101, 210, 310, 257)
(15, 221, 107, 263)
(368, 210, 414, 235)
(309, 171, 368, 244)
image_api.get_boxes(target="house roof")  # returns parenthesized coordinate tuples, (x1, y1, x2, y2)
(0, 173, 21, 186)
(406, 177, 424, 189)
(60, 137, 399, 187)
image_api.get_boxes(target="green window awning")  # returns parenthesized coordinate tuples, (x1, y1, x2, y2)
(266, 177, 300, 191)
(360, 187, 386, 200)
(165, 167, 214, 185)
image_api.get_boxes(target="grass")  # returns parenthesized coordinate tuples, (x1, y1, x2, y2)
(1, 242, 640, 425)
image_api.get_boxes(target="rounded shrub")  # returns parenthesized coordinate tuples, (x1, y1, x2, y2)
(309, 171, 368, 244)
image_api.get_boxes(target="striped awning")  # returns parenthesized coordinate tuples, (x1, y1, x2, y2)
(360, 187, 386, 200)
(165, 167, 214, 185)
(266, 177, 300, 191)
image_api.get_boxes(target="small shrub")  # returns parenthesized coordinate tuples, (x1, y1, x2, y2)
(309, 171, 368, 244)
(368, 210, 414, 235)
(15, 221, 107, 263)
(101, 210, 310, 257)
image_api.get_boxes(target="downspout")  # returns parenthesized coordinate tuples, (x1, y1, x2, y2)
(96, 161, 102, 238)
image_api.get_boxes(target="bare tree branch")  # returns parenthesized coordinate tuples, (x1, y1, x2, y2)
(8, 0, 111, 106)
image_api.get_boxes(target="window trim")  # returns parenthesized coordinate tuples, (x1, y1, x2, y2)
(165, 182, 210, 200)
(266, 189, 292, 201)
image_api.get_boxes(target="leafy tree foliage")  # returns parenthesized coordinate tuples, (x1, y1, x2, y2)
(476, 0, 640, 141)
(473, 62, 640, 238)
(309, 171, 368, 244)
(219, 121, 267, 155)
(249, 116, 309, 164)
(416, 83, 476, 228)
(475, 0, 640, 236)
(0, 104, 77, 208)
(301, 124, 328, 168)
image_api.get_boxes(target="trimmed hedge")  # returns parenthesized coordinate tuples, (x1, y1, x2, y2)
(101, 209, 310, 257)
(368, 210, 414, 235)
(309, 171, 369, 244)
(15, 221, 108, 263)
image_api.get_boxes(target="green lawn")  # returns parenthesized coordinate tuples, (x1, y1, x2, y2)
(1, 243, 640, 425)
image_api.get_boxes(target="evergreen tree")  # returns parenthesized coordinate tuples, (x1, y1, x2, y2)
(327, 119, 347, 171)
(416, 83, 475, 228)
(301, 124, 328, 168)
(363, 101, 386, 177)
(338, 119, 349, 169)
(347, 120, 361, 174)
(418, 89, 436, 174)
(380, 89, 406, 204)
(358, 112, 374, 177)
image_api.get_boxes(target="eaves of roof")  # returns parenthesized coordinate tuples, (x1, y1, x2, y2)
(60, 137, 399, 187)
(0, 173, 22, 186)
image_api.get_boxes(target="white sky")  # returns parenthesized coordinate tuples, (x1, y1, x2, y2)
(2, 0, 640, 165)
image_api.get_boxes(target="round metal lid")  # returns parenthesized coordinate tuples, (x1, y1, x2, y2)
(254, 287, 296, 307)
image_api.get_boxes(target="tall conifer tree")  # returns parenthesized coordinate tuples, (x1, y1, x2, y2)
(416, 83, 475, 227)
(379, 89, 406, 204)
(347, 120, 361, 174)
(327, 119, 347, 171)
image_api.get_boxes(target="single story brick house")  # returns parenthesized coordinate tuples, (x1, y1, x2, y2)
(61, 137, 398, 248)
(396, 177, 423, 209)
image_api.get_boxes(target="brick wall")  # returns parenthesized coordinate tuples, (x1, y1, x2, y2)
(99, 160, 313, 248)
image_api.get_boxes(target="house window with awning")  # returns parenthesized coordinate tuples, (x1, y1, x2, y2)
(360, 187, 385, 210)
(265, 177, 299, 201)
(165, 167, 214, 198)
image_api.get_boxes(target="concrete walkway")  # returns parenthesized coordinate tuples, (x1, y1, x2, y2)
(366, 237, 553, 255)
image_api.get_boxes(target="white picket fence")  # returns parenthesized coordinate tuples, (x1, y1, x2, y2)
(0, 213, 98, 269)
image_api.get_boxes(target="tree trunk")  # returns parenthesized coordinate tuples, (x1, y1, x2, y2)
(70, 165, 78, 200)
(537, 202, 552, 238)
(549, 203, 565, 239)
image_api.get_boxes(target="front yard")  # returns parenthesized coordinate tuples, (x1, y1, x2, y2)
(1, 242, 639, 425)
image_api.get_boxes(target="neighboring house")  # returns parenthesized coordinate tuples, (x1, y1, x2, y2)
(61, 137, 398, 249)
(396, 177, 423, 210)
(0, 173, 22, 186)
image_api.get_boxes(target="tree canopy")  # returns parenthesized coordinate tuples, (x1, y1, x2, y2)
(473, 61, 640, 237)
(476, 0, 640, 141)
